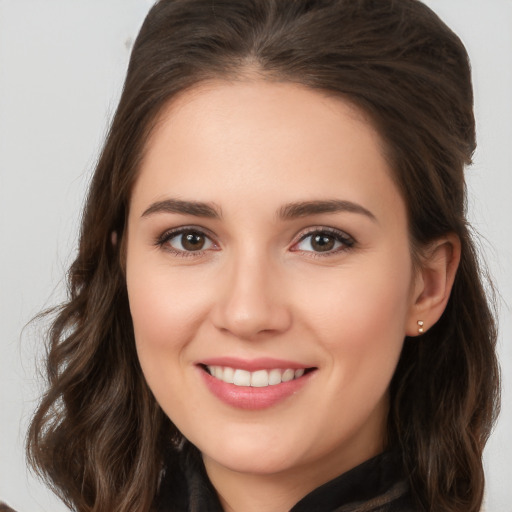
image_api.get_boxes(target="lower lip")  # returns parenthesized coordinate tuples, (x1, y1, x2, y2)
(199, 368, 315, 410)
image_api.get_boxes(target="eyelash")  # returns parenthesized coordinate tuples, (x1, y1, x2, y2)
(291, 227, 355, 257)
(155, 226, 355, 257)
(155, 226, 219, 258)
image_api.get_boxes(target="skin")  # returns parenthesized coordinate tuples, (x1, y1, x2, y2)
(125, 80, 459, 512)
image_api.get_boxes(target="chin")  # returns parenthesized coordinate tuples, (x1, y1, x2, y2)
(204, 448, 301, 476)
(196, 430, 306, 475)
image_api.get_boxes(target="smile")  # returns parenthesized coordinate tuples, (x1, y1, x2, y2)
(205, 366, 306, 387)
(198, 360, 316, 410)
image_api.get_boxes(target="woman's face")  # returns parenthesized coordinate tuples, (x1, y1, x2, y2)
(126, 80, 420, 483)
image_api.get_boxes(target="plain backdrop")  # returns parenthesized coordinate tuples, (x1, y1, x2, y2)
(0, 1, 511, 511)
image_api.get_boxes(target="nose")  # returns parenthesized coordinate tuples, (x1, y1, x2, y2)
(211, 252, 292, 340)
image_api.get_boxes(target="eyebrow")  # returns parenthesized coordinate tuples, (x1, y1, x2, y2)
(141, 199, 222, 219)
(278, 199, 377, 222)
(141, 198, 376, 223)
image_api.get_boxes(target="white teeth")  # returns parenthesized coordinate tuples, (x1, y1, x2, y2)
(206, 365, 308, 387)
(233, 369, 251, 386)
(251, 369, 269, 387)
(281, 369, 295, 382)
(268, 368, 282, 385)
(223, 366, 235, 384)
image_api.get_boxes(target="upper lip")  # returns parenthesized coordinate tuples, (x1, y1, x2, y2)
(198, 357, 313, 372)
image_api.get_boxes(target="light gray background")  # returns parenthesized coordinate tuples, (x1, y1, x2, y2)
(0, 1, 510, 511)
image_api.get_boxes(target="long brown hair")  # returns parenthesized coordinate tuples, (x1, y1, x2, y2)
(27, 1, 500, 511)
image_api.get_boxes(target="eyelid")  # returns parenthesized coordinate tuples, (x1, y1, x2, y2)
(154, 225, 355, 257)
(290, 226, 355, 255)
(155, 225, 220, 256)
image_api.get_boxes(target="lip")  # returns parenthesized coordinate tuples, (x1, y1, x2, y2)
(198, 356, 309, 372)
(197, 358, 316, 410)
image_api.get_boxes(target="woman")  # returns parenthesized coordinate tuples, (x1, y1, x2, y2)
(26, 0, 500, 511)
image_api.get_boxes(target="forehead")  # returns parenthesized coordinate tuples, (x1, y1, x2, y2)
(146, 80, 380, 162)
(130, 80, 404, 226)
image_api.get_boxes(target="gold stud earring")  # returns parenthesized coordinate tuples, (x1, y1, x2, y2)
(417, 320, 424, 334)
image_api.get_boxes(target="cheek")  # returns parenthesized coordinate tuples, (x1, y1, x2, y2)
(126, 262, 214, 424)
(308, 261, 411, 338)
(299, 251, 413, 385)
(126, 259, 212, 364)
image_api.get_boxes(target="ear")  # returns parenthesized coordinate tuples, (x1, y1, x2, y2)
(406, 233, 461, 336)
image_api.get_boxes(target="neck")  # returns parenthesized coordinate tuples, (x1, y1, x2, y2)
(205, 465, 307, 512)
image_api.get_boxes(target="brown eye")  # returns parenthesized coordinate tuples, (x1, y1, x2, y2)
(181, 232, 206, 251)
(293, 229, 354, 254)
(311, 234, 335, 252)
(164, 230, 214, 253)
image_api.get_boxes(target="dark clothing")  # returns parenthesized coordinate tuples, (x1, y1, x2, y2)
(156, 443, 419, 511)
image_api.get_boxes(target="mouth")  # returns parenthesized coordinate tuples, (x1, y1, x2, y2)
(197, 360, 317, 410)
(200, 364, 315, 387)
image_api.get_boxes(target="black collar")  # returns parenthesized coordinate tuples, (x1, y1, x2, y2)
(156, 443, 416, 512)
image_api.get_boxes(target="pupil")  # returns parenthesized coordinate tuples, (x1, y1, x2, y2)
(182, 232, 205, 251)
(312, 234, 334, 252)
